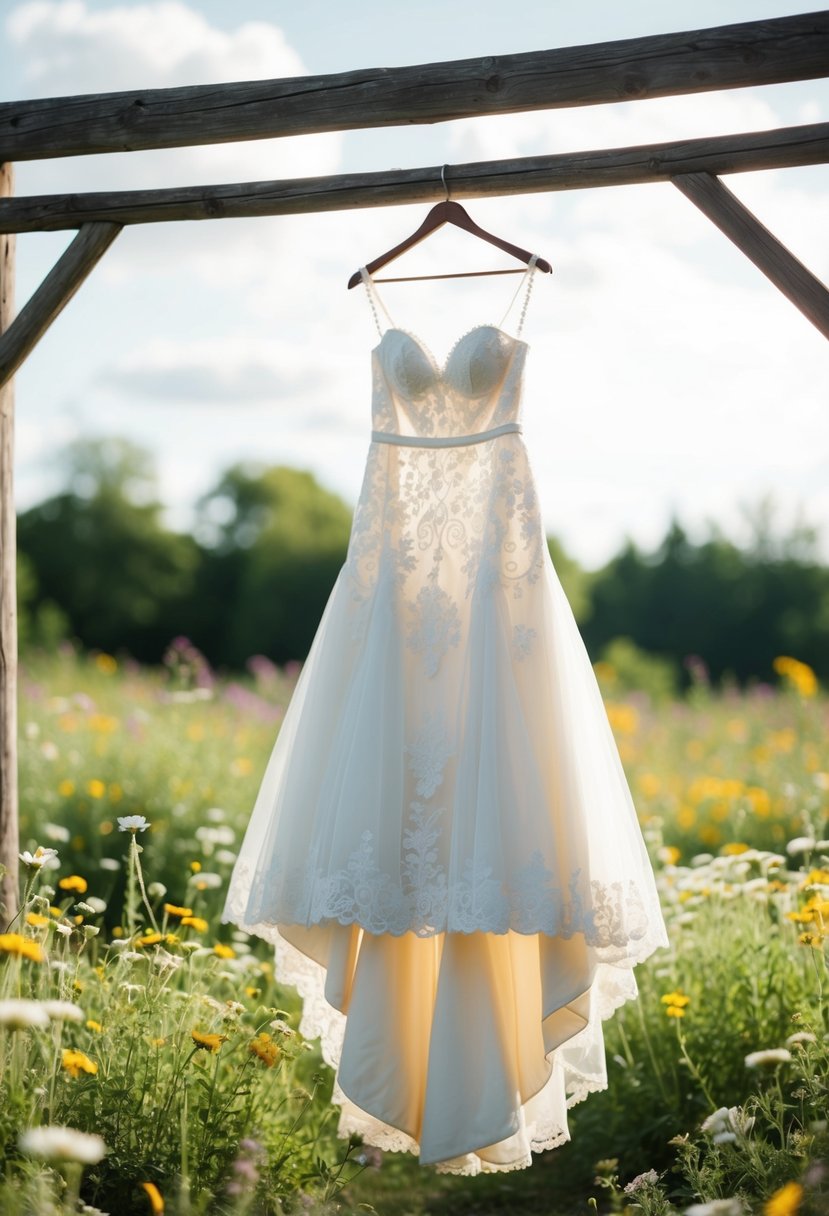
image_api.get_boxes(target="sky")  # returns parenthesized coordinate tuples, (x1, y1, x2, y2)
(2, 0, 828, 569)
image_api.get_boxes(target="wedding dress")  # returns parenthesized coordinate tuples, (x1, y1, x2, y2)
(221, 256, 669, 1174)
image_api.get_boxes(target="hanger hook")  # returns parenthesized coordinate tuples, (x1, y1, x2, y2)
(440, 164, 450, 202)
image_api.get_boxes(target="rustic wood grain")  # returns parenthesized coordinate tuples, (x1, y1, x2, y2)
(0, 12, 827, 161)
(0, 122, 826, 234)
(0, 222, 121, 388)
(0, 162, 18, 923)
(672, 172, 829, 341)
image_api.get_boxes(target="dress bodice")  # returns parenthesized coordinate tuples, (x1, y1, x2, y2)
(371, 325, 528, 439)
(361, 259, 538, 441)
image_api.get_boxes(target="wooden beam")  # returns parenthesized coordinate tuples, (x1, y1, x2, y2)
(0, 162, 18, 924)
(0, 223, 121, 388)
(1, 122, 826, 235)
(1, 11, 827, 161)
(672, 172, 829, 341)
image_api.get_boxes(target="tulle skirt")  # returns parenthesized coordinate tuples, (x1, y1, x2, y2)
(221, 516, 669, 1172)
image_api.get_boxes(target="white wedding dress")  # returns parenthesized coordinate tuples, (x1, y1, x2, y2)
(221, 257, 669, 1174)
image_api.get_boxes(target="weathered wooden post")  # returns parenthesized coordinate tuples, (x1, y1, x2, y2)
(0, 160, 18, 923)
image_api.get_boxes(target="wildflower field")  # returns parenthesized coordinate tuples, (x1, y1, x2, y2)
(3, 639, 827, 1216)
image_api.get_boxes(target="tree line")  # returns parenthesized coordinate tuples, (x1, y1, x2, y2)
(17, 437, 828, 693)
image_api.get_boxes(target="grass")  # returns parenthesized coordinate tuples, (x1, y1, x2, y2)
(4, 639, 828, 1215)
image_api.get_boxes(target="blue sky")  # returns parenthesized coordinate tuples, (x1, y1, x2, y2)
(2, 0, 827, 568)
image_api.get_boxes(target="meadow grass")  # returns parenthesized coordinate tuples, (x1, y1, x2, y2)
(4, 640, 827, 1215)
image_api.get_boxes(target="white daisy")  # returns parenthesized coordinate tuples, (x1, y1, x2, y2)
(19, 1125, 107, 1164)
(117, 815, 151, 833)
(0, 999, 51, 1029)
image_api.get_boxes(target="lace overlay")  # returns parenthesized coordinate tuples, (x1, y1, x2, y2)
(221, 265, 670, 1173)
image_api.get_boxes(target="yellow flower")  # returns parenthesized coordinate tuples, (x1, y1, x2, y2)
(25, 912, 50, 928)
(638, 772, 662, 798)
(787, 910, 814, 925)
(0, 933, 45, 962)
(722, 842, 750, 855)
(605, 702, 639, 736)
(58, 778, 76, 797)
(163, 904, 193, 918)
(137, 932, 163, 947)
(213, 943, 235, 959)
(805, 869, 829, 887)
(764, 1181, 804, 1216)
(165, 934, 180, 945)
(245, 986, 261, 999)
(62, 1048, 98, 1078)
(665, 1005, 686, 1018)
(773, 656, 818, 698)
(95, 652, 118, 674)
(89, 715, 118, 734)
(150, 1037, 166, 1048)
(87, 779, 106, 799)
(58, 875, 88, 894)
(190, 861, 202, 873)
(141, 1181, 165, 1214)
(249, 1032, 280, 1067)
(660, 846, 681, 866)
(191, 1030, 227, 1053)
(180, 916, 208, 933)
(798, 932, 824, 948)
(86, 1020, 103, 1033)
(660, 990, 690, 1007)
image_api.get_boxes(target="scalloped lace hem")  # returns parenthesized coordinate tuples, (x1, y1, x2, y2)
(221, 890, 667, 1175)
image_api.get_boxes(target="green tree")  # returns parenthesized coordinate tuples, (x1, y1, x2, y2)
(193, 463, 353, 666)
(17, 438, 199, 661)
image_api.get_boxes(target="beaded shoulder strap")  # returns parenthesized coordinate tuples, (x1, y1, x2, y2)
(359, 267, 396, 338)
(498, 253, 539, 337)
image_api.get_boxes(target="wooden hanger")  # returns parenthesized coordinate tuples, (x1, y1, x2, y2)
(347, 165, 553, 288)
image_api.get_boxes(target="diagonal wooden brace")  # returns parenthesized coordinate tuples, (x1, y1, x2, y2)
(672, 171, 829, 341)
(0, 220, 121, 388)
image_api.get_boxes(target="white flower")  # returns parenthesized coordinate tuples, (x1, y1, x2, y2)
(786, 1031, 817, 1046)
(42, 1000, 85, 1023)
(99, 858, 120, 871)
(712, 1131, 737, 1144)
(701, 1107, 731, 1134)
(85, 896, 107, 914)
(786, 837, 816, 855)
(120, 951, 145, 963)
(54, 922, 74, 937)
(117, 815, 150, 833)
(188, 871, 222, 889)
(19, 846, 59, 870)
(151, 949, 182, 972)
(19, 1125, 107, 1164)
(744, 1048, 792, 1068)
(624, 1169, 659, 1194)
(147, 882, 167, 898)
(726, 1106, 755, 1135)
(0, 999, 51, 1029)
(40, 741, 59, 761)
(73, 902, 97, 915)
(43, 822, 70, 842)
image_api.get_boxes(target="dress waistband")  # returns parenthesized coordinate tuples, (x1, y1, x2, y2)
(371, 421, 522, 448)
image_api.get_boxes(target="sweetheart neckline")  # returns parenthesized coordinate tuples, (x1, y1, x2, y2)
(373, 323, 527, 378)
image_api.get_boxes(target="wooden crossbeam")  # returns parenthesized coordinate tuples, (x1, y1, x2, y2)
(673, 173, 829, 340)
(1, 122, 826, 234)
(0, 11, 827, 161)
(0, 222, 121, 388)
